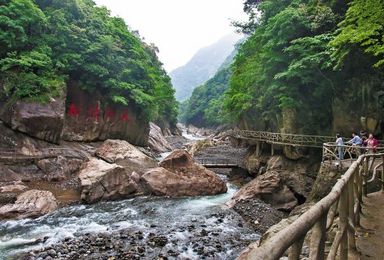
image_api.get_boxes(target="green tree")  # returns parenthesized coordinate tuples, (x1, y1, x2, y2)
(331, 0, 384, 68)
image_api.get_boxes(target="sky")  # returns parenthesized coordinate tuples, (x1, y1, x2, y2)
(93, 0, 247, 72)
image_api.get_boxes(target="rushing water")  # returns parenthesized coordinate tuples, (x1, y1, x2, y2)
(181, 130, 206, 141)
(0, 180, 258, 259)
(0, 132, 258, 259)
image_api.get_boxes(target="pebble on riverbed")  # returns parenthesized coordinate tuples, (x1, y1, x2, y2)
(21, 212, 257, 260)
(232, 198, 286, 233)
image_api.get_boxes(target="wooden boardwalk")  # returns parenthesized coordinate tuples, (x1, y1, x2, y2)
(228, 130, 334, 148)
(238, 153, 384, 260)
(356, 191, 384, 259)
(228, 130, 384, 162)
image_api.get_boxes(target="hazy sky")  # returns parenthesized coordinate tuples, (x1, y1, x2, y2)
(93, 0, 246, 72)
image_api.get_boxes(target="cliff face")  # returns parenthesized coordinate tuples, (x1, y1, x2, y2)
(0, 84, 149, 146)
(62, 85, 148, 146)
(332, 88, 384, 137)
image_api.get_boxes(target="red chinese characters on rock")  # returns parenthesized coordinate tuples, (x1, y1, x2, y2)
(105, 107, 116, 120)
(120, 110, 129, 122)
(67, 103, 130, 124)
(67, 103, 80, 117)
(87, 103, 101, 122)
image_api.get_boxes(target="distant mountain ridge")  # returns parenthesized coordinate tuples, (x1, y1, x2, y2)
(170, 33, 242, 101)
(178, 39, 243, 127)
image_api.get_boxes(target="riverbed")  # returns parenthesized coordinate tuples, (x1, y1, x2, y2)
(0, 132, 259, 259)
(0, 178, 259, 259)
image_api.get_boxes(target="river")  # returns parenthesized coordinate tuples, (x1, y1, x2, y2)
(0, 132, 259, 259)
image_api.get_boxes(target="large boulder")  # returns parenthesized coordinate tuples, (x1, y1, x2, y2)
(140, 150, 227, 197)
(227, 171, 298, 211)
(228, 155, 319, 211)
(148, 122, 172, 153)
(95, 139, 158, 173)
(78, 158, 138, 203)
(0, 190, 58, 219)
(36, 156, 83, 182)
(0, 97, 65, 144)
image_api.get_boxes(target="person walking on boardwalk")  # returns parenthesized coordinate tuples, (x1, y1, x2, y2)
(347, 132, 363, 157)
(347, 132, 363, 145)
(366, 133, 379, 153)
(336, 134, 344, 160)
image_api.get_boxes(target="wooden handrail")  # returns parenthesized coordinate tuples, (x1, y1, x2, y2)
(239, 153, 384, 260)
(228, 130, 335, 148)
(323, 142, 384, 162)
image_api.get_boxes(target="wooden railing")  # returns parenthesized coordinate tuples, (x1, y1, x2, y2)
(239, 153, 384, 260)
(228, 130, 334, 148)
(323, 142, 384, 162)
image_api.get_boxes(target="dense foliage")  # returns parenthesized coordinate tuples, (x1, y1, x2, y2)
(222, 0, 384, 135)
(0, 0, 177, 125)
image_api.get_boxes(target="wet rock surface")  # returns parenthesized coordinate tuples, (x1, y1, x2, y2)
(78, 158, 139, 203)
(0, 189, 58, 219)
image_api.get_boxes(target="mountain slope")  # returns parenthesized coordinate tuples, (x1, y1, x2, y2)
(179, 41, 242, 127)
(170, 33, 241, 101)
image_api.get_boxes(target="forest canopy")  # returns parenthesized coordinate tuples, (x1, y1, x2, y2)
(0, 0, 177, 125)
(221, 0, 384, 134)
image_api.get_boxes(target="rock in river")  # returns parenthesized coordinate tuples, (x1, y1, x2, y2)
(0, 190, 58, 219)
(78, 158, 139, 203)
(140, 149, 227, 197)
(148, 122, 172, 153)
(226, 170, 298, 211)
(95, 139, 157, 172)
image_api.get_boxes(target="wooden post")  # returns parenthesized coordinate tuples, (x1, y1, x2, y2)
(354, 172, 361, 227)
(362, 158, 368, 196)
(288, 236, 305, 260)
(271, 144, 274, 156)
(347, 178, 356, 250)
(357, 166, 363, 204)
(382, 156, 384, 191)
(309, 213, 327, 260)
(256, 141, 260, 156)
(339, 187, 349, 260)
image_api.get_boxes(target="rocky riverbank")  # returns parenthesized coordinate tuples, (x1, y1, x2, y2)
(1, 121, 318, 259)
(22, 210, 256, 260)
